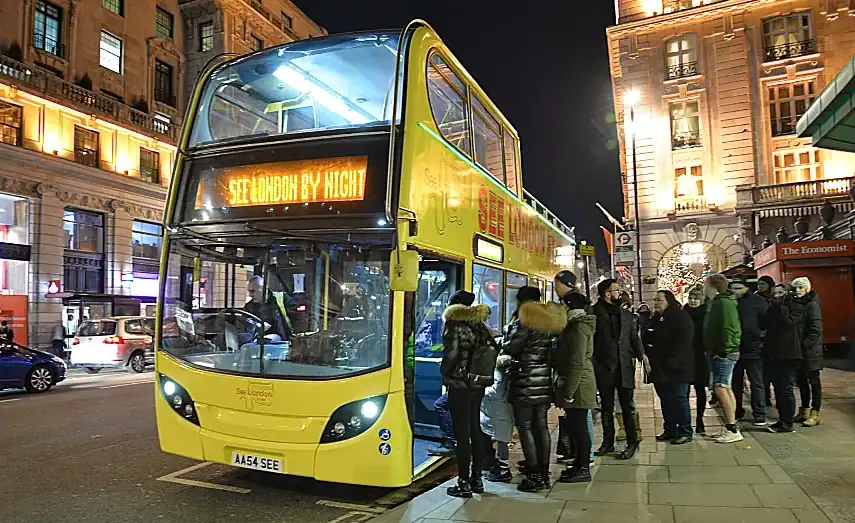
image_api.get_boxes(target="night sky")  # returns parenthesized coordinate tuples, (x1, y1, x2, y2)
(293, 1, 623, 260)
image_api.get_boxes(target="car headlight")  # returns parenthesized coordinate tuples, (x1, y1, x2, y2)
(320, 395, 386, 443)
(158, 374, 199, 426)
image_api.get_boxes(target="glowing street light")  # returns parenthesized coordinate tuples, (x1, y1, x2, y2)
(625, 89, 641, 107)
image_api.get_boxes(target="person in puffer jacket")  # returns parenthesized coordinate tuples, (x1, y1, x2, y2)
(440, 290, 499, 498)
(479, 354, 515, 483)
(503, 286, 567, 492)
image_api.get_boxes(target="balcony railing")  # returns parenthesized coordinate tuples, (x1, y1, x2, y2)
(672, 130, 701, 150)
(763, 39, 816, 62)
(0, 53, 175, 141)
(770, 115, 801, 137)
(666, 61, 699, 80)
(738, 177, 854, 207)
(675, 196, 707, 213)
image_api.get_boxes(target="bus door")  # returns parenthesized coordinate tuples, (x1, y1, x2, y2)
(405, 257, 462, 469)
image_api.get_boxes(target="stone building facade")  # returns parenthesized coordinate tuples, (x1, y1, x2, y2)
(607, 0, 855, 300)
(0, 0, 323, 349)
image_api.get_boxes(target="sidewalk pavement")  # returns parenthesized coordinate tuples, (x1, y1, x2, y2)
(370, 365, 855, 523)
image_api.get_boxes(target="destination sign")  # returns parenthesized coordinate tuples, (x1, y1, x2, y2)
(197, 156, 369, 209)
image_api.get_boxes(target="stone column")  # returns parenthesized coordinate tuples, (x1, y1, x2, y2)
(29, 186, 65, 349)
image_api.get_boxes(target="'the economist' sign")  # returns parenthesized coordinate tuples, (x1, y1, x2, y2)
(777, 240, 854, 260)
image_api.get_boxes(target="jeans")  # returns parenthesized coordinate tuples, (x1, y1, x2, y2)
(434, 393, 455, 444)
(654, 382, 692, 439)
(798, 370, 822, 411)
(766, 359, 798, 426)
(598, 384, 638, 445)
(733, 359, 766, 420)
(448, 388, 486, 481)
(711, 357, 736, 387)
(565, 408, 592, 470)
(514, 402, 551, 471)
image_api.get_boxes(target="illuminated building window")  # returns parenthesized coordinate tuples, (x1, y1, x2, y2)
(0, 102, 23, 147)
(674, 165, 705, 212)
(763, 13, 814, 62)
(773, 148, 822, 184)
(156, 7, 173, 39)
(503, 128, 519, 195)
(769, 80, 816, 137)
(251, 34, 264, 52)
(63, 208, 104, 293)
(139, 148, 160, 184)
(282, 12, 293, 29)
(34, 0, 63, 57)
(132, 220, 163, 260)
(471, 95, 503, 183)
(199, 21, 214, 52)
(99, 30, 123, 74)
(665, 34, 698, 80)
(670, 101, 701, 150)
(154, 60, 174, 107)
(73, 125, 99, 168)
(427, 52, 470, 156)
(472, 263, 503, 335)
(102, 0, 123, 16)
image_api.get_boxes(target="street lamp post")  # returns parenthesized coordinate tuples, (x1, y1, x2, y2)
(627, 90, 644, 303)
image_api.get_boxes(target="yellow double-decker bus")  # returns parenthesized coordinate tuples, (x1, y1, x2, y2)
(155, 20, 576, 487)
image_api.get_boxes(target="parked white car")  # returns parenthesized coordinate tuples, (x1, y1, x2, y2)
(70, 317, 155, 373)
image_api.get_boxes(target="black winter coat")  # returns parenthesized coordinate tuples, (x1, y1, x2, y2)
(503, 301, 568, 405)
(736, 292, 769, 359)
(440, 304, 498, 390)
(592, 299, 644, 389)
(762, 296, 803, 361)
(797, 291, 823, 372)
(643, 306, 695, 383)
(685, 304, 709, 384)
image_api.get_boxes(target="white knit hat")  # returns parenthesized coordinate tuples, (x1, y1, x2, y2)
(792, 277, 811, 293)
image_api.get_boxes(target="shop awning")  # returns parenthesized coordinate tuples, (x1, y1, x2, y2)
(797, 54, 855, 152)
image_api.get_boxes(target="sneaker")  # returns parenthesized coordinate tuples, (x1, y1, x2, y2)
(715, 430, 745, 444)
(428, 443, 456, 457)
(767, 422, 794, 433)
(753, 419, 767, 427)
(446, 479, 472, 498)
(484, 468, 513, 483)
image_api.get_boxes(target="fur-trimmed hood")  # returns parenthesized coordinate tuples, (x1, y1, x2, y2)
(566, 308, 597, 336)
(443, 303, 491, 323)
(518, 301, 567, 334)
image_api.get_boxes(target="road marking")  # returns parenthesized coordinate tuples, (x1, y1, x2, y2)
(100, 380, 153, 389)
(0, 398, 21, 403)
(157, 462, 251, 494)
(316, 500, 385, 514)
(326, 512, 375, 523)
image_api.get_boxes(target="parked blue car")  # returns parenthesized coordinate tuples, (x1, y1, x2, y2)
(0, 341, 67, 393)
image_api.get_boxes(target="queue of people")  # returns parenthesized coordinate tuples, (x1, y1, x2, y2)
(437, 268, 825, 498)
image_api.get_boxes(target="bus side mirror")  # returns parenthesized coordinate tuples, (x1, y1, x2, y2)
(390, 250, 418, 292)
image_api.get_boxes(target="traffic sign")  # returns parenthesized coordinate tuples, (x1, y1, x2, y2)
(579, 245, 595, 257)
(615, 231, 636, 266)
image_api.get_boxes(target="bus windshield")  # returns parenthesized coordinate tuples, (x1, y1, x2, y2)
(159, 235, 391, 378)
(190, 32, 402, 147)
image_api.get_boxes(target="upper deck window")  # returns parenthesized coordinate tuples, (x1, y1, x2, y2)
(426, 53, 470, 156)
(189, 32, 401, 148)
(471, 95, 503, 181)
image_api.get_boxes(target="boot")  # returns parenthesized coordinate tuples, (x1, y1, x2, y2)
(517, 468, 546, 492)
(635, 413, 643, 442)
(540, 464, 552, 489)
(446, 478, 473, 498)
(620, 441, 639, 460)
(795, 407, 810, 423)
(615, 413, 627, 441)
(802, 409, 821, 427)
(470, 474, 484, 494)
(595, 416, 616, 456)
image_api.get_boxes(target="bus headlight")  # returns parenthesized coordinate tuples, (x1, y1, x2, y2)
(158, 373, 199, 426)
(320, 395, 387, 444)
